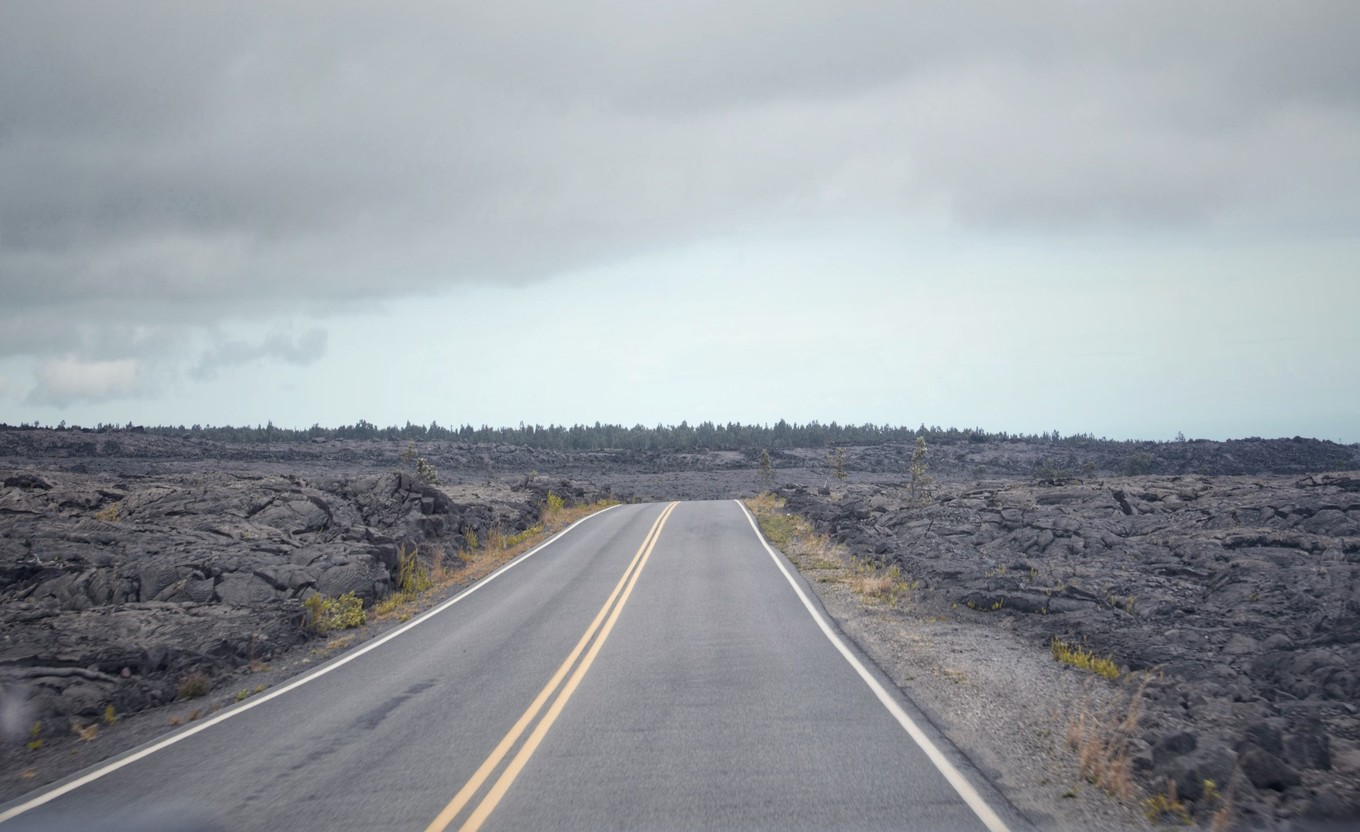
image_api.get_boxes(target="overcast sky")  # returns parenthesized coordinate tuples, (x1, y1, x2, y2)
(2, 2, 1357, 441)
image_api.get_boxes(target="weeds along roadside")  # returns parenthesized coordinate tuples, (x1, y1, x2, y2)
(310, 492, 622, 632)
(745, 493, 920, 609)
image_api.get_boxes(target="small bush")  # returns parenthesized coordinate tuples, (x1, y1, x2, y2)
(1142, 780, 1191, 824)
(415, 457, 440, 485)
(1052, 638, 1120, 680)
(400, 441, 440, 484)
(178, 671, 211, 699)
(545, 492, 565, 515)
(303, 591, 366, 634)
(103, 704, 118, 726)
(94, 501, 122, 523)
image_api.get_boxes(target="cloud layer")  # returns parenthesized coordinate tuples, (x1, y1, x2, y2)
(28, 357, 144, 407)
(3, 1, 1357, 405)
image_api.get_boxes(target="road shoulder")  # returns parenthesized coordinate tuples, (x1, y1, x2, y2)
(745, 495, 1158, 832)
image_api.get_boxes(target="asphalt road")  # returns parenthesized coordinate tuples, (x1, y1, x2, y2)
(0, 500, 1026, 831)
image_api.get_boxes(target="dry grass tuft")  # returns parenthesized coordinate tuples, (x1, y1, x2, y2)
(177, 671, 211, 700)
(745, 494, 918, 607)
(851, 571, 896, 597)
(746, 493, 832, 557)
(1065, 676, 1149, 801)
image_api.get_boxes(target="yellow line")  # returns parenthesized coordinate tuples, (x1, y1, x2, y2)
(459, 500, 677, 832)
(424, 501, 678, 832)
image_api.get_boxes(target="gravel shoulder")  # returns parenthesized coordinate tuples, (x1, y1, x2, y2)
(756, 498, 1159, 831)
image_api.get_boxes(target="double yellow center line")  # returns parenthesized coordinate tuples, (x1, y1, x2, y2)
(425, 501, 679, 832)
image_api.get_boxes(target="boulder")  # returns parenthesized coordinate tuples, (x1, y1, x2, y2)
(1240, 747, 1302, 791)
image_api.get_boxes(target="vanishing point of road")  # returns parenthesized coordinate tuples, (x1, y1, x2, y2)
(1, 500, 1029, 831)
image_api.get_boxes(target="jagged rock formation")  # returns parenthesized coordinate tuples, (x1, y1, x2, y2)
(0, 468, 555, 726)
(782, 472, 1360, 828)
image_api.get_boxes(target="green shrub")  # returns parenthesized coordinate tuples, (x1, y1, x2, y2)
(303, 591, 366, 634)
(399, 441, 440, 484)
(415, 456, 440, 484)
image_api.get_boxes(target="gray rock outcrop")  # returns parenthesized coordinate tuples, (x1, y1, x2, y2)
(0, 469, 544, 727)
(783, 473, 1360, 827)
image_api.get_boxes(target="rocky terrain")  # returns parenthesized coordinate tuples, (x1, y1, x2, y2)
(782, 471, 1360, 829)
(0, 433, 617, 751)
(2, 427, 1358, 828)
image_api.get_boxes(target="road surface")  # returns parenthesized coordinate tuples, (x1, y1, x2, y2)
(1, 500, 1025, 831)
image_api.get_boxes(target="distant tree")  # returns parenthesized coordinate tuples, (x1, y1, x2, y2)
(826, 447, 847, 488)
(758, 449, 774, 491)
(401, 440, 440, 485)
(909, 436, 933, 507)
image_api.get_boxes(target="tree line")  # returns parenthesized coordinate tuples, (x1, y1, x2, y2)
(3, 419, 1128, 451)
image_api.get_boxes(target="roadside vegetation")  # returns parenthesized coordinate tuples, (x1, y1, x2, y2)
(303, 591, 367, 634)
(1051, 637, 1121, 681)
(363, 492, 620, 626)
(1064, 677, 1147, 801)
(749, 490, 1204, 826)
(745, 493, 918, 607)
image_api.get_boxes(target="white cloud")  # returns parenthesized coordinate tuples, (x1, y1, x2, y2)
(27, 356, 144, 406)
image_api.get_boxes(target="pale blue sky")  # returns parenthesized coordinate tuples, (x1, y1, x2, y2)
(2, 3, 1358, 442)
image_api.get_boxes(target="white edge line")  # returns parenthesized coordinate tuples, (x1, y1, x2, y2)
(0, 503, 622, 825)
(735, 499, 1012, 832)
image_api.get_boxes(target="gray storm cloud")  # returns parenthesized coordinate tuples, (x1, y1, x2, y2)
(2, 1, 1358, 403)
(191, 328, 328, 381)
